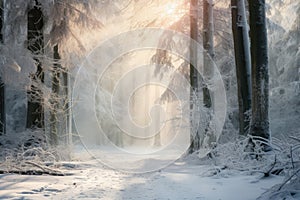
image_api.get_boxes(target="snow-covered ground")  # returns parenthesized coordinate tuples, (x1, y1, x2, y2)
(0, 147, 284, 200)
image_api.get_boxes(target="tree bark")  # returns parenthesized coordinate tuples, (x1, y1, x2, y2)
(26, 2, 45, 129)
(201, 0, 216, 149)
(231, 0, 251, 135)
(62, 66, 72, 146)
(203, 0, 214, 109)
(0, 0, 5, 134)
(50, 45, 72, 146)
(0, 80, 4, 135)
(189, 0, 200, 153)
(249, 0, 270, 142)
(49, 45, 60, 145)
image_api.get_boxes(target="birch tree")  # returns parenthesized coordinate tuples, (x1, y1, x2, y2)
(231, 0, 251, 135)
(249, 0, 270, 147)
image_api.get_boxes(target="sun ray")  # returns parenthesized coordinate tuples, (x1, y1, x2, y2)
(166, 3, 177, 15)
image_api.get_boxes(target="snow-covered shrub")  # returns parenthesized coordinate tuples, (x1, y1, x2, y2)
(0, 129, 73, 174)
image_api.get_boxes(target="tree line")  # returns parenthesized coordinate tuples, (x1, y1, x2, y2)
(0, 0, 271, 153)
(189, 0, 270, 153)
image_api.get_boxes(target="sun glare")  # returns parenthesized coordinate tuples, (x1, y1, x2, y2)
(162, 2, 184, 24)
(166, 3, 177, 15)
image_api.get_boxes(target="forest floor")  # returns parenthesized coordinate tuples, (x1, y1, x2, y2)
(0, 146, 285, 200)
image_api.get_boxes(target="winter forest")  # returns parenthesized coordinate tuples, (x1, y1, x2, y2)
(0, 0, 299, 199)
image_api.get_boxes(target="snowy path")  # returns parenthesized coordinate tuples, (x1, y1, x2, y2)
(0, 158, 283, 200)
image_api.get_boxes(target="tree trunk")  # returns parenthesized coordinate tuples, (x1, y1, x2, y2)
(26, 2, 44, 129)
(201, 0, 216, 149)
(0, 80, 4, 135)
(50, 45, 71, 146)
(231, 0, 251, 135)
(0, 0, 5, 134)
(153, 82, 161, 147)
(189, 0, 200, 153)
(62, 66, 72, 146)
(203, 0, 214, 109)
(49, 45, 60, 145)
(249, 0, 270, 143)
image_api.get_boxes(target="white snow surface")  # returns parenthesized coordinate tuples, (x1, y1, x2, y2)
(0, 147, 284, 200)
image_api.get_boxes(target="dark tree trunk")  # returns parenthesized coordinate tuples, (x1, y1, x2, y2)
(49, 45, 60, 145)
(0, 0, 2, 41)
(26, 2, 45, 129)
(50, 45, 71, 146)
(201, 0, 216, 149)
(249, 0, 270, 142)
(189, 0, 216, 153)
(0, 80, 4, 135)
(62, 67, 72, 145)
(231, 0, 251, 135)
(0, 0, 5, 134)
(203, 0, 214, 109)
(189, 0, 200, 153)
